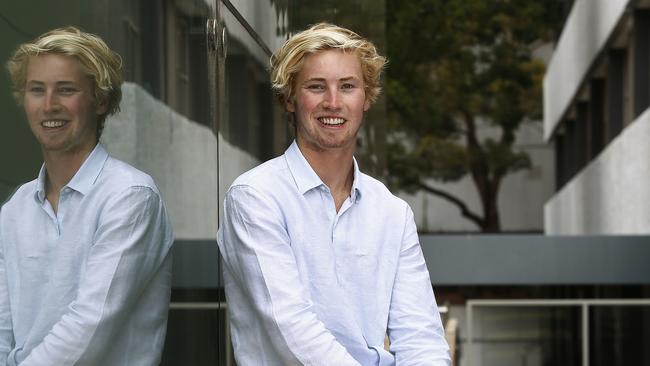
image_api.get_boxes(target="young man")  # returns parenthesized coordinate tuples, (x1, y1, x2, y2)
(218, 23, 451, 365)
(0, 27, 174, 366)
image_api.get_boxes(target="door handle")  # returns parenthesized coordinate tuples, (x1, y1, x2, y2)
(206, 18, 228, 59)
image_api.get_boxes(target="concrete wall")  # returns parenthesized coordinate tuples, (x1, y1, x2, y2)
(543, 0, 629, 140)
(545, 110, 650, 234)
(103, 82, 258, 240)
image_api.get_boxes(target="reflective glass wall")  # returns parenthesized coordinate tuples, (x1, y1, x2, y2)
(0, 1, 289, 364)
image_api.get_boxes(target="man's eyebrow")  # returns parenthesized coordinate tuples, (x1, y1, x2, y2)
(339, 76, 361, 82)
(26, 80, 78, 85)
(302, 77, 326, 83)
(302, 76, 361, 83)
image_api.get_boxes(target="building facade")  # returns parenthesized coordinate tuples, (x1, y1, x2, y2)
(544, 0, 650, 234)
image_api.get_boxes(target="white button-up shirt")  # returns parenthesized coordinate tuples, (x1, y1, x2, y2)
(0, 144, 174, 366)
(218, 141, 450, 365)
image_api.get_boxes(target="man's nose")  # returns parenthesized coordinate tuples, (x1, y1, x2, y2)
(43, 91, 61, 113)
(322, 87, 341, 109)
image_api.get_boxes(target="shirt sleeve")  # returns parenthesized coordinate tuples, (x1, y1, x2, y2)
(218, 185, 361, 366)
(387, 206, 451, 366)
(0, 218, 14, 366)
(19, 186, 173, 366)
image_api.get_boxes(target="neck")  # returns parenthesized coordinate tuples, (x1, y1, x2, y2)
(43, 144, 95, 201)
(297, 141, 355, 211)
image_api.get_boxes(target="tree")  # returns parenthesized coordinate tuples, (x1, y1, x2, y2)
(386, 0, 564, 232)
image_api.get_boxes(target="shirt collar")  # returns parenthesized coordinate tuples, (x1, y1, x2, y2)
(33, 144, 109, 203)
(350, 158, 362, 203)
(35, 165, 47, 203)
(284, 140, 363, 202)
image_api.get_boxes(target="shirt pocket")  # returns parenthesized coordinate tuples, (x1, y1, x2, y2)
(18, 246, 48, 269)
(352, 251, 380, 278)
(16, 247, 50, 291)
(290, 230, 337, 286)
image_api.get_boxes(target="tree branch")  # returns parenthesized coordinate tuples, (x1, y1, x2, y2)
(417, 180, 484, 229)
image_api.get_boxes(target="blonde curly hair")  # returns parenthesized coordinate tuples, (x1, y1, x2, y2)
(271, 23, 386, 106)
(7, 26, 123, 137)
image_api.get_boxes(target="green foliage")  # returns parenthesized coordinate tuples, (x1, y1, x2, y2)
(386, 0, 564, 231)
(388, 136, 467, 192)
(290, 0, 385, 47)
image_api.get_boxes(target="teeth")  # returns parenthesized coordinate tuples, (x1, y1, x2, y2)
(319, 117, 345, 125)
(42, 120, 66, 128)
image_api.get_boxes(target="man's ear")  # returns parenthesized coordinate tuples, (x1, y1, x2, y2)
(285, 97, 295, 113)
(95, 97, 109, 115)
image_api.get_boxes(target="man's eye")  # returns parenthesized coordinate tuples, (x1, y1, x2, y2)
(59, 87, 77, 95)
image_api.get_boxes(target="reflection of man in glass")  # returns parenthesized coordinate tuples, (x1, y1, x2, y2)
(218, 23, 451, 365)
(0, 27, 174, 366)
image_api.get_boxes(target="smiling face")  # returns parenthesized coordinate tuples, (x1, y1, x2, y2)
(23, 53, 106, 158)
(287, 49, 370, 155)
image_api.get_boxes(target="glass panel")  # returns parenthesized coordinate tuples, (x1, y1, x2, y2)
(216, 0, 291, 213)
(162, 307, 228, 366)
(590, 306, 650, 366)
(0, 0, 222, 363)
(216, 2, 290, 365)
(218, 0, 290, 165)
(471, 306, 582, 366)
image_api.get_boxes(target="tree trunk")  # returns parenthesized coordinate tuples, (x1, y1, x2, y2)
(462, 112, 502, 233)
(480, 199, 501, 232)
(477, 178, 501, 232)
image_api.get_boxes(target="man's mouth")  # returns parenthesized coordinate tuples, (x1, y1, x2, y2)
(41, 120, 67, 128)
(318, 117, 346, 126)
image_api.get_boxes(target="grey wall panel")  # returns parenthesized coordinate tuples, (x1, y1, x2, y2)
(422, 235, 650, 285)
(174, 235, 650, 288)
(172, 240, 222, 288)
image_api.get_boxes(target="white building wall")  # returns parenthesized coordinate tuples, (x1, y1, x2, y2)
(543, 0, 629, 140)
(102, 82, 258, 240)
(545, 110, 650, 234)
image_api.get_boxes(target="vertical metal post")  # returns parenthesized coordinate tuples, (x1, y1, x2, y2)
(582, 303, 589, 366)
(225, 308, 232, 366)
(466, 302, 474, 366)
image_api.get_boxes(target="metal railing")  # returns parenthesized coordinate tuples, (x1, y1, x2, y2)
(466, 298, 650, 366)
